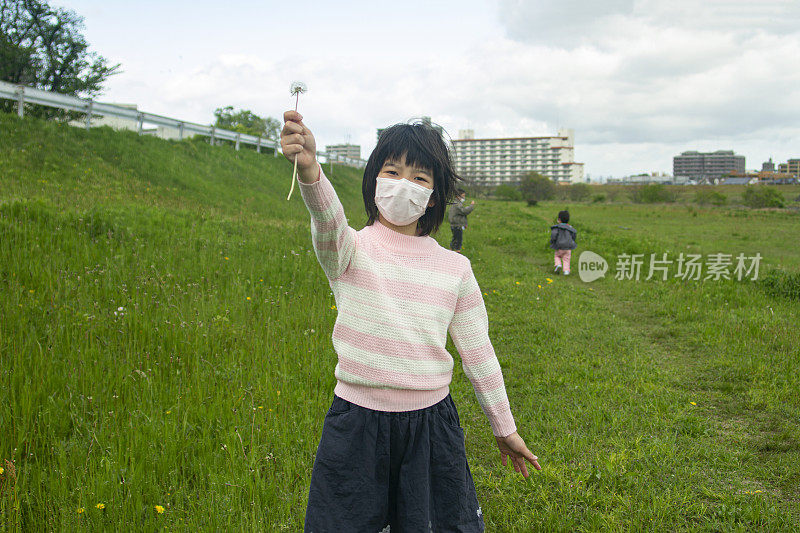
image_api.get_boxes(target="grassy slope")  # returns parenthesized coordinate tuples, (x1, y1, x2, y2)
(1, 113, 798, 530)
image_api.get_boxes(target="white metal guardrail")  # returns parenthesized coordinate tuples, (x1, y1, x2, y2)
(0, 80, 366, 169)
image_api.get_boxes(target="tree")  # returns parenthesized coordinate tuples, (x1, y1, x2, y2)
(519, 172, 556, 206)
(568, 182, 591, 201)
(0, 0, 120, 116)
(742, 186, 784, 209)
(213, 106, 280, 139)
(629, 184, 676, 204)
(495, 183, 521, 201)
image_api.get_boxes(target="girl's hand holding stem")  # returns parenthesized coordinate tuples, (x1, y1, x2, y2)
(496, 432, 541, 478)
(281, 110, 319, 184)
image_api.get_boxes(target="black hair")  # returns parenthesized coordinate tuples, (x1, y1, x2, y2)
(558, 210, 570, 223)
(362, 120, 460, 236)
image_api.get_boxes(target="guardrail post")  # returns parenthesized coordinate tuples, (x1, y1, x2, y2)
(256, 137, 261, 153)
(235, 133, 241, 151)
(15, 85, 24, 117)
(178, 122, 185, 141)
(137, 113, 144, 134)
(85, 101, 93, 129)
(210, 126, 216, 146)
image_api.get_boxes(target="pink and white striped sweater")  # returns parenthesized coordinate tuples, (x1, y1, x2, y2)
(299, 170, 516, 437)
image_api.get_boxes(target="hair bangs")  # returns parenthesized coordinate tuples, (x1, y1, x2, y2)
(378, 127, 441, 176)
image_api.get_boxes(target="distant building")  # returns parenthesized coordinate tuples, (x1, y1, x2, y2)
(606, 172, 676, 185)
(720, 177, 757, 185)
(673, 150, 745, 183)
(325, 143, 361, 160)
(69, 103, 191, 140)
(452, 128, 584, 185)
(762, 158, 775, 172)
(68, 103, 139, 131)
(777, 159, 800, 177)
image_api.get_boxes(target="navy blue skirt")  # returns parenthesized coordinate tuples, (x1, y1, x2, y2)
(305, 394, 485, 532)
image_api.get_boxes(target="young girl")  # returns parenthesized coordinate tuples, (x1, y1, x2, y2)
(550, 210, 578, 275)
(281, 110, 540, 532)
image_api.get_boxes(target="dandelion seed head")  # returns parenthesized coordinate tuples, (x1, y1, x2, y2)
(290, 81, 307, 95)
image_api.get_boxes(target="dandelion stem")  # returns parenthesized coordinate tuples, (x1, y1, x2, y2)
(288, 91, 301, 200)
(288, 157, 298, 200)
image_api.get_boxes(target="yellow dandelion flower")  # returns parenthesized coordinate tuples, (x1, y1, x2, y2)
(330, 305, 336, 310)
(755, 490, 763, 493)
(154, 505, 165, 514)
(589, 288, 594, 291)
(96, 503, 105, 510)
(29, 289, 35, 293)
(268, 408, 273, 412)
(77, 507, 84, 514)
(277, 390, 280, 395)
(538, 284, 542, 288)
(689, 401, 696, 406)
(246, 297, 251, 300)
(515, 281, 520, 285)
(0, 466, 4, 475)
(483, 292, 487, 295)
(224, 257, 229, 260)
(165, 410, 171, 415)
(546, 278, 553, 283)
(259, 279, 263, 282)
(258, 406, 263, 409)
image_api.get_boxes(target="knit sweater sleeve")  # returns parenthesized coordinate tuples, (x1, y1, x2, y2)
(297, 167, 356, 280)
(448, 266, 517, 437)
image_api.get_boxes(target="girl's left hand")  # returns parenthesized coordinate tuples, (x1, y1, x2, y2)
(495, 432, 541, 478)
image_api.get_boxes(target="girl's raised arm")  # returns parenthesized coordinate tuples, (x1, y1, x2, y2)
(281, 110, 356, 280)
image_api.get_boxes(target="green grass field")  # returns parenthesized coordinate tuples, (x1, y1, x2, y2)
(1, 113, 799, 531)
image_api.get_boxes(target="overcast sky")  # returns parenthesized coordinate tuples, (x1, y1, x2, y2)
(54, 0, 800, 179)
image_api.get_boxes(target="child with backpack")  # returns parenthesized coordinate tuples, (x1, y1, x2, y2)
(550, 210, 577, 275)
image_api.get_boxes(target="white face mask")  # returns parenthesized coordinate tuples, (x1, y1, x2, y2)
(374, 177, 433, 227)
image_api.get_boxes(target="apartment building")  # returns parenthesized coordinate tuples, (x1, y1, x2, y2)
(451, 128, 584, 185)
(673, 150, 745, 182)
(778, 158, 800, 177)
(325, 143, 361, 160)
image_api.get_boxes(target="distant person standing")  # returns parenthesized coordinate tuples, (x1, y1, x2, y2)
(550, 210, 577, 275)
(449, 190, 474, 252)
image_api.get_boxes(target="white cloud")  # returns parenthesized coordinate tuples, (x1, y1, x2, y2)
(66, 0, 800, 176)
